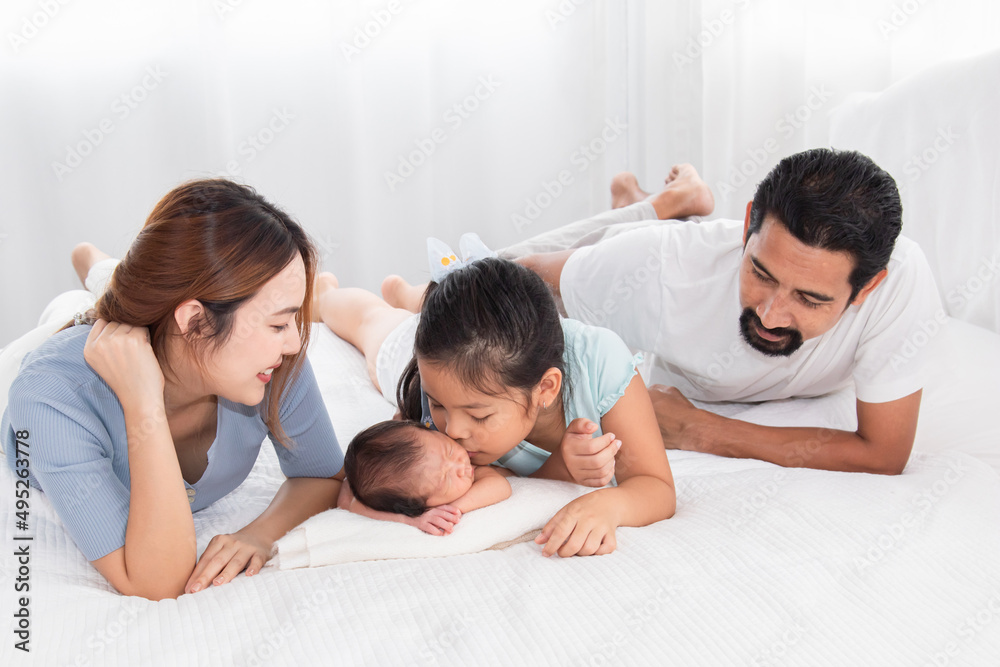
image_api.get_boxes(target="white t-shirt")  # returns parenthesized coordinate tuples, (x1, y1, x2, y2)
(561, 218, 942, 404)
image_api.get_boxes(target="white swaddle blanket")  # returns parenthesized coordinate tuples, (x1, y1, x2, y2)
(269, 476, 594, 569)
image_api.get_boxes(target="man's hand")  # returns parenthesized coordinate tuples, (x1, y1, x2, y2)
(647, 385, 704, 451)
(560, 418, 621, 486)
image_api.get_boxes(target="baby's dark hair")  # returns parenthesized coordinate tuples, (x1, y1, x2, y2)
(396, 257, 567, 420)
(343, 421, 430, 517)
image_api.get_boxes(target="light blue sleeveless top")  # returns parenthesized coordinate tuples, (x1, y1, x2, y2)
(421, 318, 640, 476)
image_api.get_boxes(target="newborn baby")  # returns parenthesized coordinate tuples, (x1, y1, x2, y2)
(340, 421, 512, 535)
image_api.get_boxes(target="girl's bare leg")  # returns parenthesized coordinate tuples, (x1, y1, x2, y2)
(312, 273, 413, 391)
(71, 242, 112, 287)
(380, 275, 427, 313)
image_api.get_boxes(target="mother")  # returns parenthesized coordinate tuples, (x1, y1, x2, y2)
(2, 179, 343, 600)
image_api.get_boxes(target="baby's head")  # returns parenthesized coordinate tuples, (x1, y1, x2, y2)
(398, 257, 567, 466)
(344, 420, 475, 516)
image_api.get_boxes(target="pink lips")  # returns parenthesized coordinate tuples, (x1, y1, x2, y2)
(257, 361, 282, 383)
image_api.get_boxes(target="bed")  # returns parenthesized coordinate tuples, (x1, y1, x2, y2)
(3, 51, 1000, 666)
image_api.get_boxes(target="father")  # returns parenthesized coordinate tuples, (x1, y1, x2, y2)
(518, 149, 941, 475)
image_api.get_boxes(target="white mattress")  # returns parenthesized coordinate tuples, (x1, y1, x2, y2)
(2, 323, 1000, 666)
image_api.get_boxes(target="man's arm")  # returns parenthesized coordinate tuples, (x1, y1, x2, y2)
(516, 250, 576, 302)
(649, 386, 922, 475)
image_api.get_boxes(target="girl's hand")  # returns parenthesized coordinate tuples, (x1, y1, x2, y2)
(560, 418, 621, 487)
(411, 505, 461, 535)
(184, 529, 272, 594)
(84, 319, 165, 408)
(535, 490, 619, 557)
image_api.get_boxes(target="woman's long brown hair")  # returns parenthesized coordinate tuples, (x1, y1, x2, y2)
(93, 179, 317, 447)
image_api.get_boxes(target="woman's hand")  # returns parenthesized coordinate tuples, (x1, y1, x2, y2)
(184, 529, 272, 594)
(560, 418, 621, 487)
(84, 319, 165, 409)
(410, 505, 461, 535)
(535, 490, 619, 557)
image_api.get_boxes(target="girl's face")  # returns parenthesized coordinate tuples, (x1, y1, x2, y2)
(414, 429, 476, 506)
(201, 255, 307, 406)
(417, 360, 538, 466)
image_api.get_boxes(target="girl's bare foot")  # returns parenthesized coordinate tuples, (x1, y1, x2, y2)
(311, 272, 340, 322)
(610, 164, 715, 220)
(71, 242, 112, 287)
(381, 275, 425, 313)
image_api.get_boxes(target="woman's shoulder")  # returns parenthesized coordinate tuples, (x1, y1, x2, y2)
(12, 325, 101, 394)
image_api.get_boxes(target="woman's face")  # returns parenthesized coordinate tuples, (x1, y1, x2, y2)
(417, 360, 538, 466)
(203, 255, 307, 406)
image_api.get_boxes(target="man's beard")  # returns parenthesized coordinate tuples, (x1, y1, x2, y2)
(739, 308, 804, 357)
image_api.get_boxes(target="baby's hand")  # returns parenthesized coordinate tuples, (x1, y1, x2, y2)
(412, 505, 462, 535)
(561, 418, 621, 487)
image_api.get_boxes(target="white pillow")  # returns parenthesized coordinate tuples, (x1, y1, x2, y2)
(828, 49, 1000, 334)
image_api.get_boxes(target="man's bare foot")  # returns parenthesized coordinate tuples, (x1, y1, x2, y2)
(647, 164, 714, 220)
(610, 172, 651, 209)
(71, 242, 112, 287)
(610, 164, 715, 220)
(381, 275, 425, 313)
(311, 272, 339, 322)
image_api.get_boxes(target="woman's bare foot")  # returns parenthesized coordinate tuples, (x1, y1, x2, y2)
(381, 275, 425, 313)
(71, 242, 112, 287)
(311, 272, 340, 322)
(610, 164, 715, 220)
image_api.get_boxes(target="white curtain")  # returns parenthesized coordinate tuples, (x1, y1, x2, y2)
(626, 0, 1000, 219)
(3, 0, 999, 346)
(0, 0, 630, 344)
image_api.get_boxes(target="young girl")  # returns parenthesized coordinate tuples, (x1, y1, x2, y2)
(314, 250, 675, 557)
(340, 420, 512, 535)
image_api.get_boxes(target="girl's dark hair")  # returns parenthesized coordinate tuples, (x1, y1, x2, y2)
(343, 421, 430, 517)
(396, 257, 566, 420)
(90, 179, 317, 446)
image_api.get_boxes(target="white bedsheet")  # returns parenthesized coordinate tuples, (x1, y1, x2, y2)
(3, 323, 1000, 666)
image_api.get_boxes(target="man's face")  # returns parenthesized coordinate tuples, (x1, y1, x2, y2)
(738, 215, 859, 356)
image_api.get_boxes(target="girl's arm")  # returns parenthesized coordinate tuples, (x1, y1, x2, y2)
(535, 372, 676, 557)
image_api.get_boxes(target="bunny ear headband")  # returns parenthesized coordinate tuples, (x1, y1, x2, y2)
(426, 232, 497, 282)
